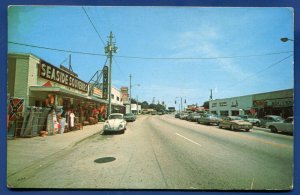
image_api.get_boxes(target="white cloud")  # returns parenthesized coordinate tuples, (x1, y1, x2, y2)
(170, 26, 252, 80)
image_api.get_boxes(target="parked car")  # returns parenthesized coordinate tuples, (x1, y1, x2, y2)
(179, 112, 189, 120)
(219, 116, 252, 132)
(157, 110, 164, 115)
(103, 113, 127, 134)
(187, 112, 201, 122)
(198, 113, 222, 125)
(123, 113, 136, 122)
(151, 110, 157, 115)
(175, 113, 180, 118)
(266, 116, 294, 134)
(260, 115, 284, 128)
(238, 115, 261, 127)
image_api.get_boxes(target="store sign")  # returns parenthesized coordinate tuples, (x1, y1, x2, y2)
(93, 87, 103, 97)
(253, 100, 266, 107)
(39, 60, 88, 93)
(102, 66, 109, 99)
(121, 87, 129, 104)
(267, 98, 293, 107)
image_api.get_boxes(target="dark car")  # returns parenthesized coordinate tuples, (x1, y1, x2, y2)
(198, 113, 222, 125)
(187, 112, 201, 122)
(123, 113, 136, 122)
(175, 113, 180, 118)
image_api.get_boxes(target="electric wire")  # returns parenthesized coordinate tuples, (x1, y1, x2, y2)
(8, 41, 107, 57)
(8, 41, 293, 60)
(216, 54, 293, 97)
(82, 7, 106, 46)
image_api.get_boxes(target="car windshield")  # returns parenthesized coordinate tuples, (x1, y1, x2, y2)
(125, 113, 134, 116)
(239, 115, 247, 119)
(231, 117, 242, 120)
(109, 115, 123, 119)
(274, 116, 284, 121)
(207, 114, 217, 117)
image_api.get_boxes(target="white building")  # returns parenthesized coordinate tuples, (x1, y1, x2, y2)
(209, 95, 253, 116)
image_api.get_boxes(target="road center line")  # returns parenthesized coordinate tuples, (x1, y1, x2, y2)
(176, 133, 202, 147)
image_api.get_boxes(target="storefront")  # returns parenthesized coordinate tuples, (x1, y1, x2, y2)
(252, 89, 293, 118)
(8, 53, 108, 137)
(209, 89, 293, 118)
(209, 95, 253, 116)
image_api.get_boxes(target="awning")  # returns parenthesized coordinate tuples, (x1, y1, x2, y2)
(30, 86, 108, 104)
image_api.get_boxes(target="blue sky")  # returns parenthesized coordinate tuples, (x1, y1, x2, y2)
(8, 6, 294, 108)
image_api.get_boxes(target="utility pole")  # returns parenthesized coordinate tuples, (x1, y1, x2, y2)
(105, 31, 117, 117)
(209, 89, 213, 101)
(69, 54, 72, 71)
(181, 97, 183, 112)
(129, 74, 132, 113)
(136, 96, 139, 115)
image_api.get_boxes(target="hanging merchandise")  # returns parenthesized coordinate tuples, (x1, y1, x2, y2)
(60, 118, 66, 134)
(47, 109, 58, 135)
(70, 112, 75, 127)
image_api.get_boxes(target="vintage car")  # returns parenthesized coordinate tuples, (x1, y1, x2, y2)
(187, 112, 201, 122)
(123, 113, 136, 122)
(259, 115, 284, 128)
(266, 116, 294, 134)
(198, 114, 222, 125)
(238, 115, 261, 127)
(219, 116, 252, 132)
(175, 113, 180, 118)
(179, 112, 189, 120)
(103, 113, 127, 134)
(151, 110, 158, 115)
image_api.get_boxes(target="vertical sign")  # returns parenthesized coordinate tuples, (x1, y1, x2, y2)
(102, 66, 109, 99)
(121, 87, 129, 104)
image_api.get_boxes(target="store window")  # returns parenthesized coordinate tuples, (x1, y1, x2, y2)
(220, 111, 229, 116)
(231, 110, 239, 116)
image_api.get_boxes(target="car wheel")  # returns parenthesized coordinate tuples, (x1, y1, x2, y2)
(230, 125, 235, 131)
(245, 129, 250, 132)
(219, 125, 222, 129)
(255, 122, 260, 127)
(270, 126, 278, 133)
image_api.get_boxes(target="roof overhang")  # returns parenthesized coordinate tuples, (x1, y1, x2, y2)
(30, 86, 108, 104)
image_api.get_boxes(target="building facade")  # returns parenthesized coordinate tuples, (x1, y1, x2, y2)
(8, 53, 117, 137)
(209, 89, 293, 118)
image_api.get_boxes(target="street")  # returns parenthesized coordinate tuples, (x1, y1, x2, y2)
(8, 114, 293, 190)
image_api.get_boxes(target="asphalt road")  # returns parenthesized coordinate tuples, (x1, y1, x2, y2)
(12, 114, 293, 190)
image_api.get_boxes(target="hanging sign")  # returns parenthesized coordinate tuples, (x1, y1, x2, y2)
(102, 66, 109, 99)
(39, 60, 88, 93)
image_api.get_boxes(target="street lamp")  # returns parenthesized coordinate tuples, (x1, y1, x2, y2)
(280, 37, 294, 42)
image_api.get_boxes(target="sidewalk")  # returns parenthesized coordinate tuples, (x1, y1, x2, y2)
(7, 122, 103, 176)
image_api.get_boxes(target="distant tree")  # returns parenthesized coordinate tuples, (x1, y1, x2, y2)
(155, 104, 165, 111)
(149, 103, 156, 109)
(202, 101, 209, 109)
(141, 101, 149, 109)
(131, 98, 137, 104)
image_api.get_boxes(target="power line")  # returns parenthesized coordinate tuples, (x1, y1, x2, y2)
(9, 41, 293, 61)
(8, 41, 107, 57)
(217, 54, 293, 97)
(115, 51, 293, 60)
(82, 7, 106, 46)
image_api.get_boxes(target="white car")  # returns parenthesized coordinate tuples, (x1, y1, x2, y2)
(266, 117, 294, 134)
(103, 113, 127, 134)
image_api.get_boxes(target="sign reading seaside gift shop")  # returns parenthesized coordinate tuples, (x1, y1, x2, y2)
(39, 60, 88, 93)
